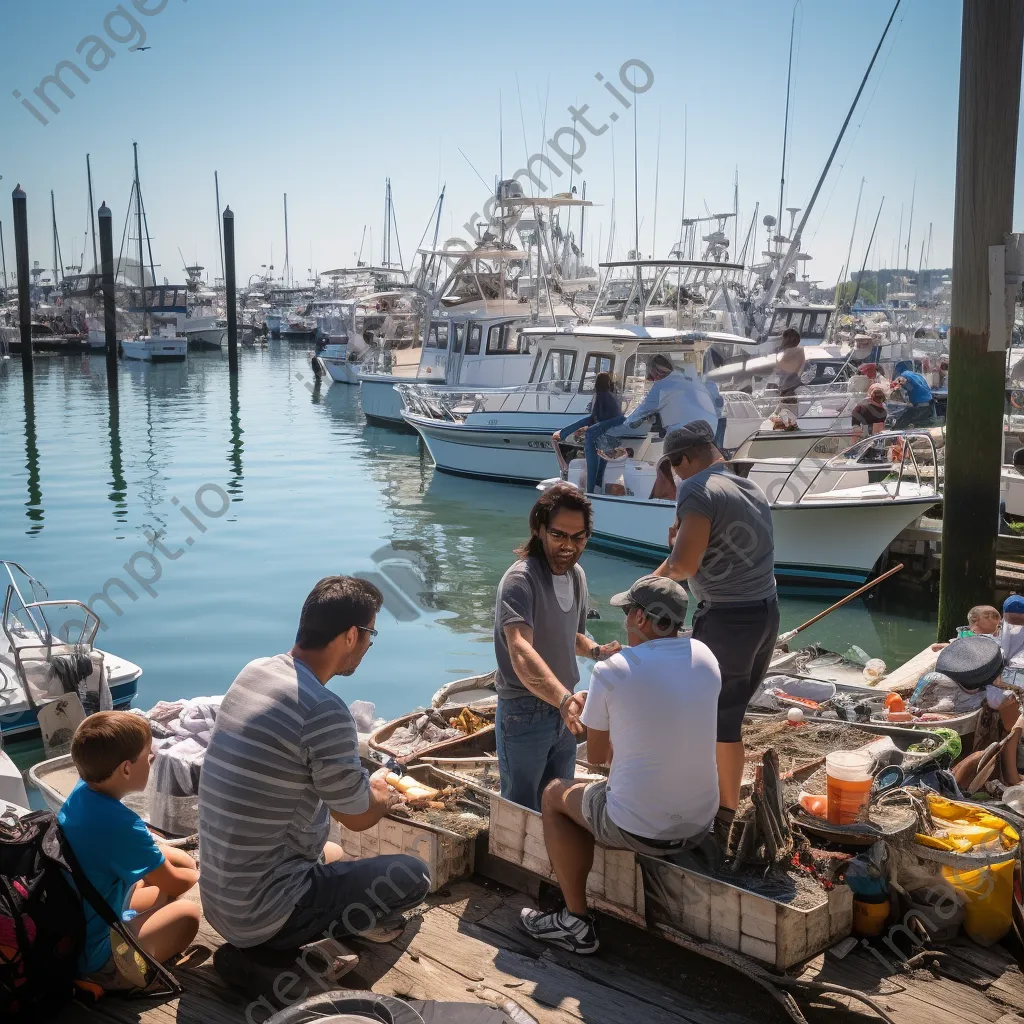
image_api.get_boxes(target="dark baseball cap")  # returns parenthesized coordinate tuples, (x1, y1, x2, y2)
(660, 419, 716, 464)
(610, 574, 688, 628)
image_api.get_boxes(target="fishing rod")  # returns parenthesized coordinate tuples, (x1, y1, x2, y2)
(850, 196, 885, 308)
(777, 562, 905, 646)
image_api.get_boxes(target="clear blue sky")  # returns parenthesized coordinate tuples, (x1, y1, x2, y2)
(1, 0, 1019, 288)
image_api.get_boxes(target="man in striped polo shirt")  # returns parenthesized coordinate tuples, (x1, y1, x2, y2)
(199, 576, 430, 974)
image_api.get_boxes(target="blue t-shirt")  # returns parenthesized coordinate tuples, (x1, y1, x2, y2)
(58, 780, 164, 972)
(899, 371, 933, 405)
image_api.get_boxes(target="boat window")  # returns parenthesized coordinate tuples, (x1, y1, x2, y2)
(466, 323, 482, 356)
(424, 323, 448, 349)
(451, 322, 465, 353)
(578, 353, 614, 392)
(537, 349, 577, 386)
(486, 323, 526, 355)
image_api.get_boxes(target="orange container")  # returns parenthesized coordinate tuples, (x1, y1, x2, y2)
(825, 750, 874, 825)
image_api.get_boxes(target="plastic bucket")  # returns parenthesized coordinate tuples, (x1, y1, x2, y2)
(826, 750, 874, 825)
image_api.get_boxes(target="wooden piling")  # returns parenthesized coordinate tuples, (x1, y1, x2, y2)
(223, 206, 238, 374)
(938, 0, 1024, 637)
(98, 202, 118, 384)
(12, 185, 32, 378)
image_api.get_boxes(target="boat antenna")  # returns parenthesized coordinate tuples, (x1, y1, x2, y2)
(356, 225, 367, 266)
(677, 105, 687, 254)
(850, 195, 884, 308)
(904, 173, 915, 275)
(215, 170, 225, 284)
(283, 193, 290, 287)
(86, 154, 98, 273)
(762, 0, 902, 309)
(895, 201, 903, 274)
(652, 111, 661, 257)
(50, 190, 62, 290)
(0, 220, 7, 294)
(777, 1, 799, 251)
(631, 65, 643, 320)
(839, 176, 866, 303)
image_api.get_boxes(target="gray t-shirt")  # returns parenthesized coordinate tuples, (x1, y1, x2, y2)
(675, 463, 777, 605)
(493, 556, 588, 700)
(198, 654, 370, 947)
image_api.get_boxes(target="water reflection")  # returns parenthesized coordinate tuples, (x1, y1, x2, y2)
(107, 386, 128, 522)
(23, 380, 43, 535)
(227, 373, 243, 501)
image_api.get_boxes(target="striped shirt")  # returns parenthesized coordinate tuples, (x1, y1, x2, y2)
(198, 654, 369, 946)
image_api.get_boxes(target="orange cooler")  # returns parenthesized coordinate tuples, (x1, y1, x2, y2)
(825, 750, 874, 825)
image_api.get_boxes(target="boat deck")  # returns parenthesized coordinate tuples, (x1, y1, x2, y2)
(47, 874, 1024, 1024)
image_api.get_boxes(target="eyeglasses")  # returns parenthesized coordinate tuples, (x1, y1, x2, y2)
(546, 527, 589, 544)
(356, 625, 378, 646)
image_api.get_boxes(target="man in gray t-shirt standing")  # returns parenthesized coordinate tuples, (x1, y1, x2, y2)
(494, 483, 620, 811)
(653, 420, 779, 835)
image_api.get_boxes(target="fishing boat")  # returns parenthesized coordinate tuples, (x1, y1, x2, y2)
(0, 561, 141, 741)
(399, 324, 763, 482)
(180, 267, 226, 350)
(546, 429, 940, 591)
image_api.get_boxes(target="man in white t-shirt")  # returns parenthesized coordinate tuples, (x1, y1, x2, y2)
(519, 575, 721, 954)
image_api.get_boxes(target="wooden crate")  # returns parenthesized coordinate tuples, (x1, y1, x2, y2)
(640, 856, 852, 970)
(332, 766, 476, 893)
(487, 794, 645, 927)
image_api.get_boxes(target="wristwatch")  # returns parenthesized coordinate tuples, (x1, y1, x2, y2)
(589, 644, 601, 660)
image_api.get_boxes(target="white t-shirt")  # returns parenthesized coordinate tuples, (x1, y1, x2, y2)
(551, 572, 575, 612)
(580, 637, 721, 841)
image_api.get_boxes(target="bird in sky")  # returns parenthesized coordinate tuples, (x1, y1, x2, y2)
(136, 46, 152, 51)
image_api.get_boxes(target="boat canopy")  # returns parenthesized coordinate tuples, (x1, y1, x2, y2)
(600, 259, 746, 273)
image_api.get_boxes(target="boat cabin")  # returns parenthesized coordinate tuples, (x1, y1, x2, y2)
(414, 314, 536, 386)
(765, 304, 835, 346)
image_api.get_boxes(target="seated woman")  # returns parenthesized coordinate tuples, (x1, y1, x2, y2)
(851, 384, 890, 437)
(552, 372, 625, 493)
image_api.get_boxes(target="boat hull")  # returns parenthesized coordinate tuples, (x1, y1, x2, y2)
(183, 327, 226, 350)
(362, 375, 444, 425)
(0, 674, 138, 740)
(121, 337, 188, 362)
(321, 356, 361, 384)
(585, 492, 938, 592)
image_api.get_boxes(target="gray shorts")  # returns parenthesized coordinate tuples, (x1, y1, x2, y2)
(580, 780, 710, 857)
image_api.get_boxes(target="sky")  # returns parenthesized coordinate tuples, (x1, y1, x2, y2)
(0, 0, 1020, 290)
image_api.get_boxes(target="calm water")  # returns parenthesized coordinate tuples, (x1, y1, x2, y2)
(0, 345, 938, 730)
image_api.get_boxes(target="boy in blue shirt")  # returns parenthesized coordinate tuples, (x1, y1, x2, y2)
(58, 711, 200, 990)
(892, 361, 936, 428)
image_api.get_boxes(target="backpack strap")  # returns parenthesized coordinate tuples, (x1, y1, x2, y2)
(58, 826, 183, 996)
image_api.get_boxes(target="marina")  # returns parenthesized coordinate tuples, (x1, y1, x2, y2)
(4, 1, 1024, 1022)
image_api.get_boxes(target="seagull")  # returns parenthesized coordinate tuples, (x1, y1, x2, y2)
(136, 46, 151, 51)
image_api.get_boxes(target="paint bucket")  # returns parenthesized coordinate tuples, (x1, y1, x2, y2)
(825, 750, 874, 825)
(852, 893, 890, 937)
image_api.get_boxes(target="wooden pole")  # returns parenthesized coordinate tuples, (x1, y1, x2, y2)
(223, 206, 238, 374)
(938, 0, 1024, 639)
(98, 202, 118, 384)
(12, 185, 32, 379)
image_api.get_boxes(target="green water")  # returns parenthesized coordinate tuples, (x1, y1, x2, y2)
(0, 345, 939, 736)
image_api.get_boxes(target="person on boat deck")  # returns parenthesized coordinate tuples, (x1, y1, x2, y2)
(198, 576, 430, 972)
(651, 419, 778, 841)
(551, 371, 625, 493)
(891, 361, 936, 429)
(775, 327, 806, 407)
(519, 576, 720, 954)
(705, 376, 727, 446)
(851, 384, 890, 437)
(59, 712, 201, 992)
(608, 353, 718, 441)
(493, 484, 621, 811)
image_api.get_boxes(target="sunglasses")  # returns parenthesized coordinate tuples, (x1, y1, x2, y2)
(356, 625, 378, 646)
(546, 527, 589, 544)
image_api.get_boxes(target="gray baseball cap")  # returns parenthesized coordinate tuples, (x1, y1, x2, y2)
(610, 574, 689, 628)
(660, 419, 716, 464)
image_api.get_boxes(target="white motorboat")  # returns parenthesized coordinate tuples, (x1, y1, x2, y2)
(544, 430, 940, 592)
(180, 313, 226, 350)
(121, 323, 187, 362)
(0, 561, 141, 741)
(399, 324, 766, 482)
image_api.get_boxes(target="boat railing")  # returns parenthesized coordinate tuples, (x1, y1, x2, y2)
(765, 430, 940, 506)
(397, 379, 581, 421)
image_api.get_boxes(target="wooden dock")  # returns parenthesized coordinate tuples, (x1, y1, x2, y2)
(47, 872, 1024, 1024)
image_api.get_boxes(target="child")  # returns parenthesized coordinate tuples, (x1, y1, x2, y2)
(58, 712, 200, 991)
(967, 605, 1002, 637)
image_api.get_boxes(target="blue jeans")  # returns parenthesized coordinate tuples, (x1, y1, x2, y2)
(496, 694, 578, 811)
(558, 415, 627, 491)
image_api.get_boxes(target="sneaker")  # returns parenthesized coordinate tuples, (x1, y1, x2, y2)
(519, 907, 599, 954)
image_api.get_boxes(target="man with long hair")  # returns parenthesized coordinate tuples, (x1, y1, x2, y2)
(494, 483, 620, 811)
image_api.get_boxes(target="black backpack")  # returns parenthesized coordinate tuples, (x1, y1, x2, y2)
(0, 809, 181, 1020)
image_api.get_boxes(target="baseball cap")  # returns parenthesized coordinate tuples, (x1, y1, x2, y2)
(1004, 594, 1024, 614)
(660, 420, 716, 464)
(858, 362, 878, 378)
(610, 574, 688, 629)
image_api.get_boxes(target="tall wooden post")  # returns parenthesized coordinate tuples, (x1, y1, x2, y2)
(12, 185, 32, 379)
(98, 202, 118, 385)
(938, 0, 1024, 638)
(223, 206, 238, 375)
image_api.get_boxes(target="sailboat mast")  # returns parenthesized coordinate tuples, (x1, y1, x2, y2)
(133, 141, 147, 331)
(840, 177, 866, 300)
(87, 154, 98, 272)
(283, 193, 290, 287)
(51, 191, 61, 289)
(215, 171, 225, 283)
(904, 176, 916, 274)
(0, 221, 7, 294)
(777, 3, 798, 253)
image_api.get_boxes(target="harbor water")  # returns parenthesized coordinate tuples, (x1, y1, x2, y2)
(0, 345, 939, 739)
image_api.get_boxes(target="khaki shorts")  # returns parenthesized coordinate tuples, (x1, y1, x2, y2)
(580, 780, 710, 857)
